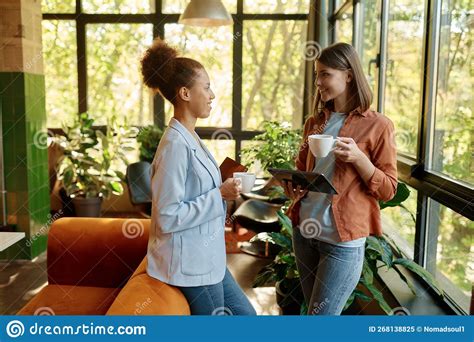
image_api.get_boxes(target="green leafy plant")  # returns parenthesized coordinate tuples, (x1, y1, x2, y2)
(378, 181, 416, 222)
(136, 124, 163, 163)
(55, 112, 138, 199)
(240, 121, 302, 171)
(344, 233, 444, 314)
(251, 211, 306, 314)
(253, 182, 444, 315)
(344, 182, 444, 313)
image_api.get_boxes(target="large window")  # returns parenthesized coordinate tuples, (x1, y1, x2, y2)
(380, 184, 418, 260)
(204, 139, 236, 166)
(242, 20, 307, 130)
(427, 200, 473, 313)
(385, 0, 425, 157)
(42, 20, 77, 128)
(87, 24, 154, 126)
(42, 0, 309, 161)
(42, 0, 472, 314)
(335, 8, 352, 44)
(163, 24, 234, 128)
(359, 0, 380, 105)
(162, 0, 237, 14)
(431, 0, 473, 185)
(243, 0, 309, 14)
(41, 0, 75, 13)
(328, 0, 472, 314)
(82, 0, 153, 13)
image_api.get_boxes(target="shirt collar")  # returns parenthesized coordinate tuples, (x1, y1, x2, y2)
(168, 117, 200, 150)
(321, 106, 368, 118)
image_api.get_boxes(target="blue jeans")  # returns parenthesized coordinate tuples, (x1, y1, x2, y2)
(292, 227, 364, 315)
(177, 268, 257, 315)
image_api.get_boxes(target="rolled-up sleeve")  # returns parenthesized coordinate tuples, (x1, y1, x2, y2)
(366, 119, 398, 202)
(151, 140, 225, 233)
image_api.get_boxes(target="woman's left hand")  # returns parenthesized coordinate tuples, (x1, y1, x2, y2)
(333, 137, 364, 164)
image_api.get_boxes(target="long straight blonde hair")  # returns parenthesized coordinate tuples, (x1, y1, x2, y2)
(313, 43, 373, 115)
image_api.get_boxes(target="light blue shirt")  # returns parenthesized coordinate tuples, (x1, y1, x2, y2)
(299, 112, 366, 248)
(147, 118, 228, 286)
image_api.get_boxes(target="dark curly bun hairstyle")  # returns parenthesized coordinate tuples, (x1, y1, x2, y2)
(141, 38, 204, 104)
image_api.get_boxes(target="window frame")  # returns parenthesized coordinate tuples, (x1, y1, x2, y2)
(43, 0, 473, 314)
(43, 0, 310, 163)
(328, 0, 473, 315)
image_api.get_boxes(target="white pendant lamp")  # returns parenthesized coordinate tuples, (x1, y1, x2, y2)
(178, 0, 233, 27)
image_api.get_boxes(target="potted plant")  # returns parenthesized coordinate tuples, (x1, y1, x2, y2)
(55, 112, 138, 217)
(124, 124, 162, 215)
(240, 121, 301, 173)
(239, 121, 301, 199)
(251, 210, 306, 315)
(244, 122, 442, 314)
(343, 183, 444, 314)
(252, 183, 444, 315)
(136, 124, 163, 163)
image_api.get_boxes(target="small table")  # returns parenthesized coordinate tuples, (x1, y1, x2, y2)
(0, 232, 26, 252)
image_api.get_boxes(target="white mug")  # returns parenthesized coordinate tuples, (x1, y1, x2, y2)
(233, 172, 256, 193)
(308, 134, 338, 158)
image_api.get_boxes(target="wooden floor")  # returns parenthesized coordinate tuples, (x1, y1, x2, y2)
(0, 252, 278, 315)
(0, 252, 48, 315)
(227, 253, 279, 315)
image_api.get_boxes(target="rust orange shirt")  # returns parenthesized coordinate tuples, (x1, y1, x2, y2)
(289, 107, 398, 242)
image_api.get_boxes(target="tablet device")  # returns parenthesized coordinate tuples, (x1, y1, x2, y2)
(268, 168, 338, 195)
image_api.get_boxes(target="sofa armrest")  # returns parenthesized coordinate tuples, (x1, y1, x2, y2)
(106, 258, 191, 315)
(47, 217, 150, 288)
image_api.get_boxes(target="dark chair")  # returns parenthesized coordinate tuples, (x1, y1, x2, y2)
(233, 199, 283, 258)
(240, 177, 288, 205)
(126, 161, 152, 218)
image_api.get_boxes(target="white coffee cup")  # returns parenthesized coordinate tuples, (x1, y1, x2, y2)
(233, 172, 256, 193)
(308, 134, 338, 158)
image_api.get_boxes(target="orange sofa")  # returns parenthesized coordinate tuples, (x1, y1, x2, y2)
(17, 217, 190, 315)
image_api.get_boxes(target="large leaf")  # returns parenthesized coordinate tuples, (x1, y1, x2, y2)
(278, 253, 295, 265)
(392, 265, 417, 295)
(382, 233, 404, 257)
(361, 279, 392, 314)
(300, 302, 308, 315)
(362, 258, 374, 284)
(252, 266, 275, 287)
(365, 236, 393, 267)
(63, 168, 75, 186)
(109, 181, 124, 195)
(379, 182, 410, 209)
(378, 236, 395, 266)
(393, 258, 444, 296)
(250, 232, 292, 249)
(352, 289, 373, 302)
(277, 211, 293, 236)
(344, 289, 373, 311)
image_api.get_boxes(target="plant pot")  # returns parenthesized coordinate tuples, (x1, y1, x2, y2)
(59, 188, 75, 216)
(72, 197, 102, 217)
(275, 279, 304, 315)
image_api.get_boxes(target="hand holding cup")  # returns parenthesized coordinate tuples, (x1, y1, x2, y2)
(233, 172, 256, 193)
(220, 177, 241, 201)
